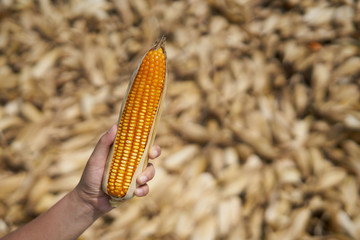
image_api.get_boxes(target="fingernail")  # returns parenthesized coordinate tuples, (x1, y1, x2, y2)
(151, 149, 159, 157)
(140, 176, 147, 184)
(135, 188, 143, 196)
(107, 125, 115, 134)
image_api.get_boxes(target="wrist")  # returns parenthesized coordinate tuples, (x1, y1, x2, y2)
(70, 188, 104, 219)
(72, 184, 114, 215)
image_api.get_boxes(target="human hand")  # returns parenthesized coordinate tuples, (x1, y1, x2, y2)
(73, 125, 161, 214)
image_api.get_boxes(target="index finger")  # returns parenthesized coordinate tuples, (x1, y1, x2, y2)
(149, 145, 161, 159)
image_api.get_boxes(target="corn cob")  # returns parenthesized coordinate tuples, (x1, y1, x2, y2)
(102, 37, 167, 206)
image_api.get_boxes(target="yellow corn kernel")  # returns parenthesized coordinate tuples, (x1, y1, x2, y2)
(104, 37, 166, 200)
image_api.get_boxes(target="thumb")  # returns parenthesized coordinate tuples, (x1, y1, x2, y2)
(89, 125, 117, 163)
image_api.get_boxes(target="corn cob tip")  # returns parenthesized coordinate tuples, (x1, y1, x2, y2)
(153, 35, 166, 51)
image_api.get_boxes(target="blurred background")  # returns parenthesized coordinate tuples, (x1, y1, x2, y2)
(0, 0, 360, 239)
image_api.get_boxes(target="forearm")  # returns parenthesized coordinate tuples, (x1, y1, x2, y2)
(2, 190, 102, 240)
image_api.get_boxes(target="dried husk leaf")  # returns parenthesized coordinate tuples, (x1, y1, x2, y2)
(190, 216, 217, 240)
(163, 145, 200, 172)
(316, 167, 347, 191)
(217, 197, 241, 236)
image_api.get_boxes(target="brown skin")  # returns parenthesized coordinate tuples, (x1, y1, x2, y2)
(1, 125, 161, 240)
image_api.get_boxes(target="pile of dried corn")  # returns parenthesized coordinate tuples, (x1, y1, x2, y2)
(1, 0, 360, 239)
